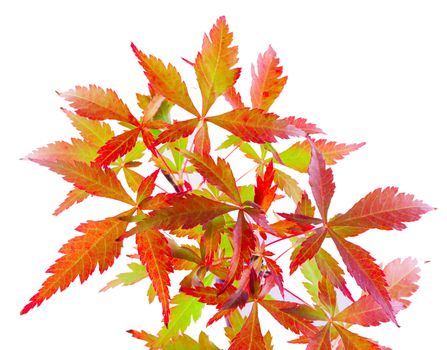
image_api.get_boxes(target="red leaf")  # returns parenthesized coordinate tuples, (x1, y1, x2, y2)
(329, 229, 397, 325)
(208, 108, 305, 144)
(53, 188, 89, 216)
(95, 128, 140, 167)
(290, 228, 327, 274)
(181, 150, 241, 204)
(314, 139, 365, 165)
(229, 303, 266, 350)
(224, 86, 245, 109)
(260, 300, 319, 338)
(21, 218, 127, 315)
(315, 249, 353, 301)
(136, 229, 173, 326)
(251, 45, 287, 111)
(221, 211, 255, 291)
(333, 324, 382, 350)
(59, 85, 138, 125)
(254, 161, 277, 211)
(155, 118, 199, 145)
(306, 323, 331, 350)
(32, 160, 134, 205)
(181, 285, 236, 306)
(193, 122, 211, 155)
(264, 257, 285, 298)
(201, 216, 225, 266)
(136, 169, 159, 205)
(330, 187, 433, 236)
(308, 140, 335, 222)
(139, 193, 237, 230)
(277, 212, 322, 226)
(131, 43, 200, 117)
(195, 16, 241, 116)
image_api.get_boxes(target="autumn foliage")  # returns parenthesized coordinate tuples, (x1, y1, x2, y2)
(21, 16, 433, 349)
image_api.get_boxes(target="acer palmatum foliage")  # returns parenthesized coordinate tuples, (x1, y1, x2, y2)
(21, 16, 433, 349)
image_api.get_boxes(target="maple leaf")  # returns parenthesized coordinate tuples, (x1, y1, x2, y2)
(207, 108, 306, 144)
(193, 122, 211, 155)
(123, 167, 144, 192)
(201, 216, 225, 266)
(260, 300, 319, 338)
(153, 293, 204, 347)
(330, 187, 433, 236)
(155, 118, 199, 144)
(21, 218, 128, 314)
(31, 160, 135, 205)
(95, 128, 140, 167)
(254, 161, 278, 211)
(181, 150, 241, 203)
(306, 323, 331, 350)
(277, 139, 364, 172)
(290, 228, 327, 274)
(26, 138, 98, 164)
(221, 210, 256, 291)
(296, 191, 316, 217)
(195, 16, 241, 116)
(59, 85, 138, 125)
(64, 108, 114, 147)
(334, 257, 420, 326)
(138, 193, 237, 230)
(251, 45, 287, 111)
(315, 249, 353, 301)
(136, 169, 159, 205)
(136, 228, 173, 326)
(329, 229, 397, 325)
(333, 323, 382, 350)
(100, 262, 148, 292)
(224, 86, 245, 109)
(264, 257, 285, 297)
(131, 43, 200, 117)
(229, 303, 266, 350)
(273, 168, 303, 203)
(53, 188, 89, 216)
(308, 140, 335, 222)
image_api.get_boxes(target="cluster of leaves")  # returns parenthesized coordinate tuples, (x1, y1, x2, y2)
(21, 16, 433, 349)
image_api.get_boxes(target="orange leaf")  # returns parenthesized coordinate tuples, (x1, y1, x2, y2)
(251, 46, 287, 111)
(59, 85, 138, 125)
(229, 303, 266, 350)
(156, 118, 199, 145)
(21, 218, 127, 314)
(306, 323, 331, 350)
(136, 229, 173, 326)
(26, 138, 98, 164)
(64, 108, 114, 147)
(131, 43, 200, 117)
(195, 16, 241, 116)
(333, 323, 382, 350)
(208, 108, 305, 144)
(139, 193, 237, 230)
(224, 86, 244, 109)
(181, 150, 241, 204)
(33, 160, 134, 205)
(193, 122, 211, 155)
(53, 188, 89, 216)
(95, 128, 140, 167)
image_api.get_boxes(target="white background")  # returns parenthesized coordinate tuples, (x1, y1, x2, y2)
(1, 0, 446, 349)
